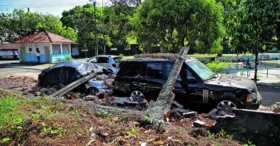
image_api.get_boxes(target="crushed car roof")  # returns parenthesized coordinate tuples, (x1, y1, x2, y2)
(52, 61, 103, 75)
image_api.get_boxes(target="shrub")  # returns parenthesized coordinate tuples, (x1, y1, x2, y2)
(207, 61, 233, 73)
(64, 56, 73, 61)
(119, 54, 124, 58)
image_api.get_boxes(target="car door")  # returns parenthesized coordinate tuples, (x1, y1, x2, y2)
(144, 62, 166, 100)
(114, 62, 146, 96)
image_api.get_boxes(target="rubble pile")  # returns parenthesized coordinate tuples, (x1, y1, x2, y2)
(0, 75, 37, 88)
(0, 73, 236, 130)
(165, 103, 235, 128)
(259, 102, 280, 113)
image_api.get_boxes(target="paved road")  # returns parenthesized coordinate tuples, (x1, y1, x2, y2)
(0, 67, 41, 79)
(0, 60, 19, 64)
(258, 86, 280, 106)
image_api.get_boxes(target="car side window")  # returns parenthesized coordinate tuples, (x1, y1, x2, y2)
(165, 63, 182, 80)
(89, 57, 97, 63)
(118, 62, 144, 77)
(97, 57, 109, 63)
(146, 63, 163, 79)
(186, 69, 194, 78)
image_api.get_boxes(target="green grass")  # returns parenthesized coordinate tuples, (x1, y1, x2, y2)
(206, 61, 233, 73)
(122, 56, 134, 60)
(0, 97, 24, 128)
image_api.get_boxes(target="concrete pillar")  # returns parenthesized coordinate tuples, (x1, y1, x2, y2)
(60, 44, 63, 54)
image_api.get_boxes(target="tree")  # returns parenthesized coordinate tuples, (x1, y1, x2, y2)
(0, 10, 77, 43)
(103, 4, 135, 47)
(109, 0, 142, 7)
(61, 4, 106, 56)
(228, 0, 280, 81)
(130, 0, 225, 53)
(61, 3, 137, 55)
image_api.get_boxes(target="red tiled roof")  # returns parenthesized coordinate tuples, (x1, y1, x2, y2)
(14, 30, 74, 44)
(0, 44, 17, 50)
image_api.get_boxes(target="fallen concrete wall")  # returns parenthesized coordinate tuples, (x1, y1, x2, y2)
(215, 109, 280, 146)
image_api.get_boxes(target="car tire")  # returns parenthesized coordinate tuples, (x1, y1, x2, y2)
(130, 90, 145, 102)
(87, 87, 99, 95)
(216, 99, 241, 110)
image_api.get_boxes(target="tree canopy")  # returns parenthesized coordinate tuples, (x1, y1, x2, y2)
(0, 9, 77, 43)
(130, 0, 225, 53)
(227, 0, 280, 81)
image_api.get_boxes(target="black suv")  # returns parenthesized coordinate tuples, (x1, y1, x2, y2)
(113, 58, 262, 110)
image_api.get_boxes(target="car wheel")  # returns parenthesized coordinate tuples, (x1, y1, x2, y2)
(216, 100, 241, 110)
(87, 87, 99, 95)
(130, 90, 145, 102)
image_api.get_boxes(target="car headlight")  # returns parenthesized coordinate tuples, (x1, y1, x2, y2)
(246, 92, 257, 103)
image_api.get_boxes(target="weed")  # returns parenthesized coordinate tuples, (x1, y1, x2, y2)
(243, 140, 256, 146)
(218, 129, 233, 140)
(2, 137, 10, 143)
(241, 128, 247, 133)
(32, 113, 41, 122)
(41, 122, 66, 137)
(127, 128, 137, 135)
(208, 131, 216, 140)
(143, 114, 152, 123)
(97, 109, 115, 117)
(116, 115, 128, 123)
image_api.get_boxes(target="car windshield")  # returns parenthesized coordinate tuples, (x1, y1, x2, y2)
(187, 60, 214, 80)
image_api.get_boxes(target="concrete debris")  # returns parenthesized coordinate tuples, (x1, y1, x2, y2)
(167, 107, 235, 128)
(0, 76, 37, 88)
(258, 102, 280, 113)
(84, 95, 99, 101)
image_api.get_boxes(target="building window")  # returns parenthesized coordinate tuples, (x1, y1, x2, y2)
(52, 44, 61, 54)
(62, 44, 70, 54)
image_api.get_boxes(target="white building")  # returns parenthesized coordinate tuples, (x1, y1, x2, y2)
(14, 30, 76, 63)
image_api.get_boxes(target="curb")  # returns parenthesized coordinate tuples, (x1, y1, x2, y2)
(257, 82, 280, 87)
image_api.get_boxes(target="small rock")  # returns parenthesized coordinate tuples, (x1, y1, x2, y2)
(85, 95, 99, 101)
(140, 142, 147, 146)
(153, 140, 164, 145)
(90, 133, 96, 140)
(119, 136, 126, 144)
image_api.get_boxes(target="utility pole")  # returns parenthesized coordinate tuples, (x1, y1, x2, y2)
(91, 0, 98, 55)
(102, 0, 106, 55)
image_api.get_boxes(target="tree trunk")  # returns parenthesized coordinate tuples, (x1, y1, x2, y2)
(254, 52, 258, 82)
(147, 47, 189, 120)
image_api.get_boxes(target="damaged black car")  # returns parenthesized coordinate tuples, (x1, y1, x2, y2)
(38, 61, 104, 93)
(113, 58, 262, 110)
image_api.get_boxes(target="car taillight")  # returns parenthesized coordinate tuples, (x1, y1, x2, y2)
(112, 63, 116, 67)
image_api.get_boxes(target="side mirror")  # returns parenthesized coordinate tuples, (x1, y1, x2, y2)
(187, 77, 197, 84)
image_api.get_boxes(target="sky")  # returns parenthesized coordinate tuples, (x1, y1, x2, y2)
(0, 0, 107, 17)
